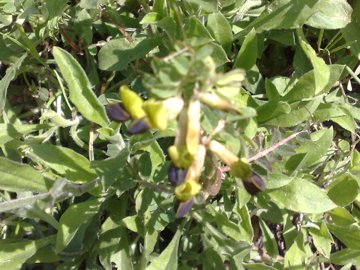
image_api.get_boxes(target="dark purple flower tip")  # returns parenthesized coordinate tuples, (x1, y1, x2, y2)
(128, 119, 149, 134)
(168, 164, 187, 186)
(106, 103, 130, 122)
(243, 173, 265, 195)
(175, 199, 194, 218)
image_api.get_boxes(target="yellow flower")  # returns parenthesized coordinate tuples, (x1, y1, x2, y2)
(142, 99, 168, 130)
(168, 145, 194, 168)
(119, 86, 146, 119)
(175, 180, 202, 201)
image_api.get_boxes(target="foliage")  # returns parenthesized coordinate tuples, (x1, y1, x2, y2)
(0, 0, 360, 269)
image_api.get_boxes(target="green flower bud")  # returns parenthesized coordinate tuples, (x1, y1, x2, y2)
(142, 99, 168, 130)
(175, 180, 201, 201)
(230, 158, 252, 179)
(119, 86, 146, 119)
(168, 145, 194, 168)
(231, 159, 266, 195)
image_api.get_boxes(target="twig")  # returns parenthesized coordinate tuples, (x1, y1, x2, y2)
(221, 131, 304, 173)
(248, 131, 304, 162)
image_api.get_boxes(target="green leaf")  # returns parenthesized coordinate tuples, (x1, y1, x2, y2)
(297, 35, 330, 95)
(309, 222, 333, 258)
(0, 123, 49, 145)
(26, 144, 97, 182)
(53, 46, 109, 127)
(0, 54, 27, 115)
(327, 223, 360, 249)
(256, 100, 291, 123)
(207, 12, 233, 54)
(341, 0, 360, 58)
(265, 174, 294, 190)
(184, 0, 217, 12)
(91, 149, 134, 191)
(98, 36, 160, 71)
(234, 28, 257, 70)
(238, 0, 319, 35)
(283, 64, 344, 103)
(146, 230, 182, 270)
(140, 12, 162, 24)
(238, 0, 350, 38)
(327, 174, 359, 206)
(305, 0, 352, 29)
(284, 231, 307, 270)
(98, 220, 133, 270)
(331, 248, 360, 266)
(243, 263, 277, 270)
(259, 219, 279, 258)
(267, 177, 337, 214)
(289, 127, 333, 169)
(0, 235, 56, 270)
(328, 207, 356, 226)
(185, 16, 214, 47)
(56, 199, 102, 252)
(0, 157, 48, 192)
(266, 96, 322, 127)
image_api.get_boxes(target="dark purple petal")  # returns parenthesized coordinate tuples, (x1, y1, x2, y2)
(175, 199, 194, 218)
(128, 119, 149, 134)
(243, 173, 265, 195)
(106, 103, 130, 122)
(252, 173, 266, 191)
(168, 164, 187, 186)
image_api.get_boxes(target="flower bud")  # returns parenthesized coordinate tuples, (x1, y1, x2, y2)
(162, 97, 184, 120)
(175, 180, 201, 201)
(199, 92, 240, 113)
(128, 119, 149, 134)
(175, 198, 194, 218)
(229, 158, 252, 179)
(185, 145, 206, 183)
(208, 140, 239, 166)
(142, 99, 168, 130)
(106, 103, 130, 122)
(119, 86, 146, 119)
(186, 99, 201, 155)
(168, 164, 187, 186)
(168, 145, 194, 168)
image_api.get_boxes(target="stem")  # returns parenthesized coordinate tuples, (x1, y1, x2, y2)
(248, 132, 304, 162)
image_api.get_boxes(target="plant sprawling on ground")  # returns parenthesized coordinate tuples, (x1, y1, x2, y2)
(1, 0, 360, 269)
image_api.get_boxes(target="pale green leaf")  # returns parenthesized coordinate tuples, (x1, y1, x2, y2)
(53, 46, 109, 127)
(306, 0, 352, 29)
(26, 144, 97, 182)
(0, 54, 27, 115)
(207, 12, 233, 54)
(234, 28, 257, 70)
(146, 230, 181, 270)
(267, 177, 337, 214)
(0, 235, 55, 270)
(98, 37, 160, 71)
(0, 157, 48, 192)
(56, 199, 102, 252)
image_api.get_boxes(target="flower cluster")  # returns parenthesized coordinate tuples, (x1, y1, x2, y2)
(106, 85, 265, 218)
